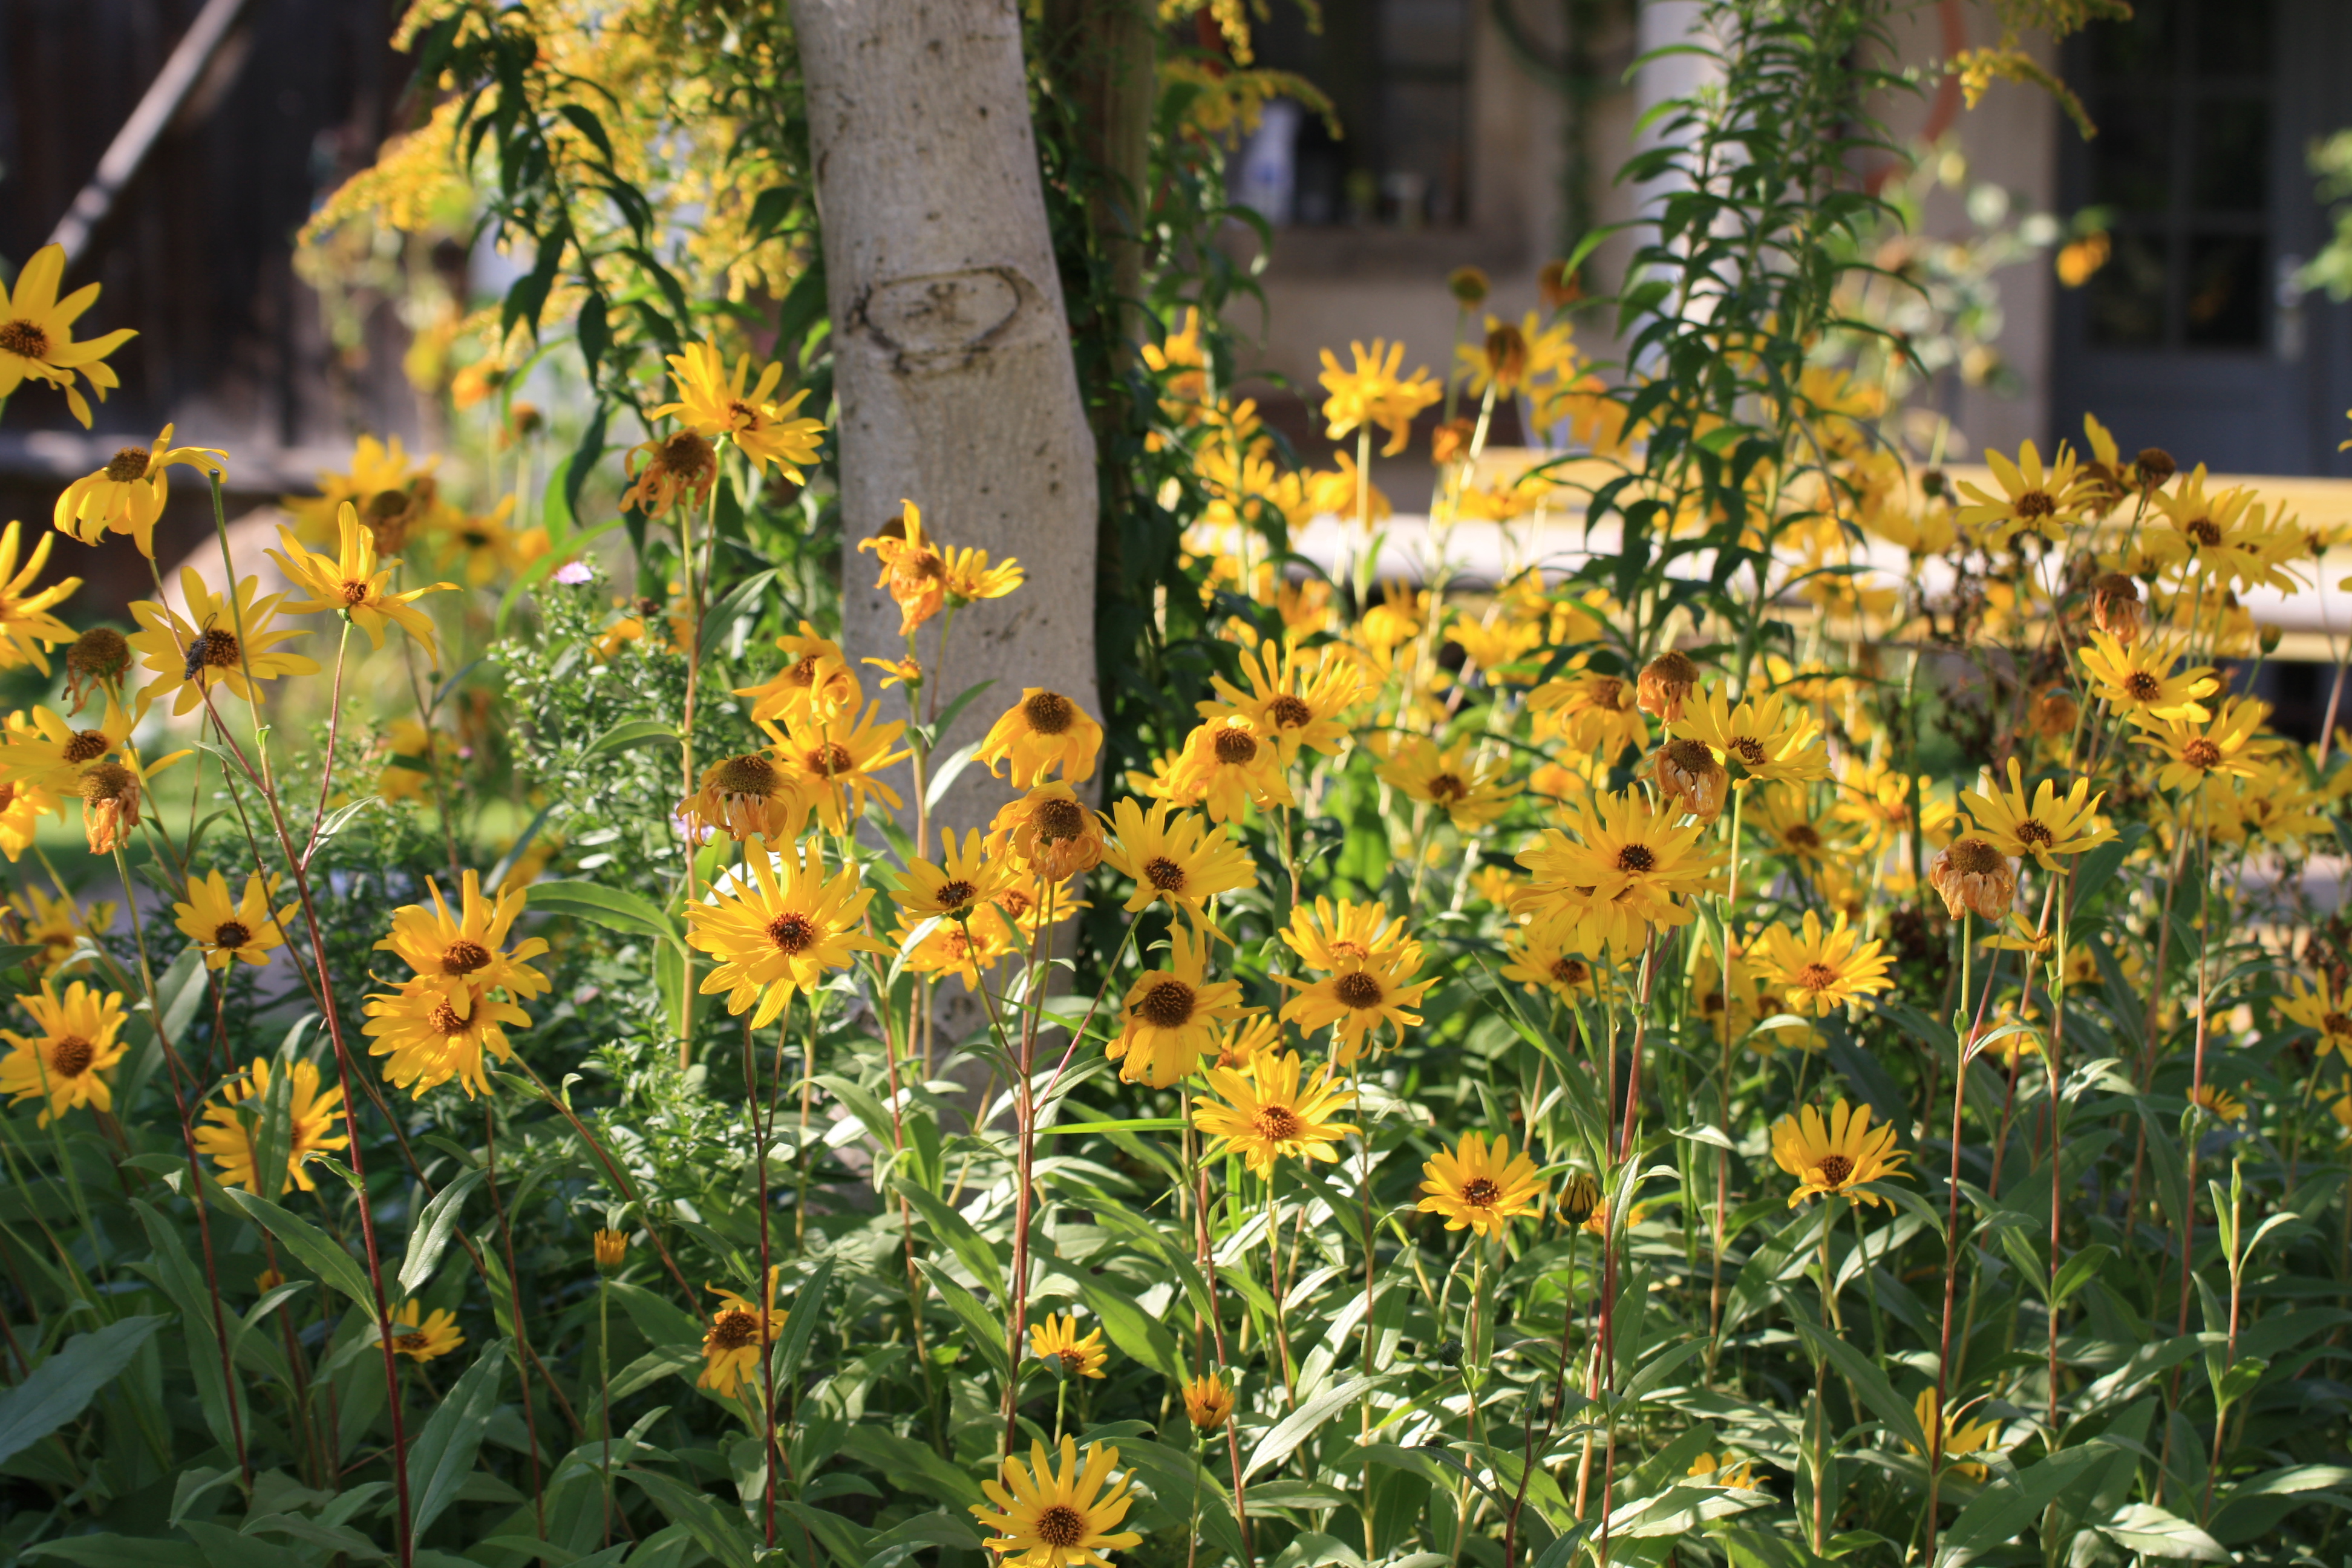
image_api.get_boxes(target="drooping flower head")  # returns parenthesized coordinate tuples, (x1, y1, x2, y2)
(979, 689, 1104, 790)
(54, 425, 227, 557)
(988, 782, 1108, 881)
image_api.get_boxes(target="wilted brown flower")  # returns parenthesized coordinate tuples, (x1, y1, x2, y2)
(1928, 837, 2016, 921)
(2090, 573, 2141, 644)
(1652, 737, 1727, 820)
(1636, 650, 1701, 722)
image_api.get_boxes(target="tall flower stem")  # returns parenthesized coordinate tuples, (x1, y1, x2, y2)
(1924, 911, 1975, 1557)
(676, 460, 725, 1068)
(481, 1103, 544, 1536)
(999, 882, 1059, 1459)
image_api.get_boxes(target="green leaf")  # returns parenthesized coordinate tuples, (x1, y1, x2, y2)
(1936, 1441, 2122, 1566)
(183, 1521, 309, 1568)
(0, 1315, 165, 1466)
(1244, 1374, 1380, 1480)
(1077, 1275, 1183, 1383)
(776, 1256, 832, 1385)
(1790, 1319, 1926, 1453)
(1715, 1525, 1831, 1568)
(915, 1259, 1008, 1379)
(583, 717, 680, 761)
(398, 1166, 486, 1296)
(527, 879, 682, 947)
(839, 1426, 984, 1508)
(220, 1186, 377, 1311)
(863, 1511, 985, 1568)
(893, 1177, 1005, 1302)
(607, 1279, 704, 1349)
(408, 1340, 506, 1536)
(21, 1538, 206, 1568)
(2096, 1503, 2230, 1561)
(627, 1467, 757, 1568)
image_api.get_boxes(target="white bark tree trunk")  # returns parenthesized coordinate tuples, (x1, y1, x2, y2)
(795, 0, 1101, 846)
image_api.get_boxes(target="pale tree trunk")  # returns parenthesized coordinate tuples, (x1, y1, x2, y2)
(795, 0, 1101, 847)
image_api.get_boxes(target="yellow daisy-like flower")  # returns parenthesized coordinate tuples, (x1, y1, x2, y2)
(895, 829, 1014, 922)
(679, 744, 806, 845)
(2088, 630, 2210, 719)
(688, 840, 890, 1028)
(0, 523, 79, 674)
(1529, 670, 1647, 756)
(1376, 736, 1522, 829)
(1959, 757, 2113, 871)
(2141, 468, 2256, 573)
(647, 342, 825, 479)
(128, 569, 320, 716)
(1770, 1099, 1907, 1207)
(382, 1301, 465, 1363)
(0, 700, 132, 799)
(772, 701, 910, 831)
(1277, 946, 1436, 1060)
(1280, 897, 1411, 972)
(1169, 716, 1293, 823)
(2279, 975, 2352, 1062)
(430, 495, 524, 587)
(699, 1267, 788, 1399)
(1212, 1014, 1281, 1074)
(172, 869, 296, 970)
(895, 907, 1024, 985)
(1834, 756, 1957, 855)
(1101, 799, 1256, 930)
(735, 622, 862, 724)
(1753, 910, 1895, 1017)
(978, 689, 1104, 790)
(1417, 1131, 1544, 1238)
(1748, 784, 1855, 869)
(1513, 788, 1722, 935)
(594, 1230, 630, 1270)
(269, 503, 456, 659)
(1688, 1453, 1761, 1490)
(1500, 914, 1599, 1004)
(1670, 686, 1829, 784)
(282, 434, 442, 546)
(987, 782, 1108, 882)
(1108, 926, 1252, 1087)
(374, 869, 552, 1017)
(1194, 1050, 1358, 1178)
(857, 500, 949, 636)
(1029, 1312, 1109, 1379)
(1318, 339, 1443, 456)
(1196, 643, 1365, 765)
(1183, 1373, 1234, 1432)
(1955, 440, 2080, 547)
(970, 1437, 1144, 1568)
(361, 980, 534, 1099)
(192, 1056, 350, 1195)
(53, 425, 227, 558)
(2190, 1083, 2247, 1123)
(0, 243, 136, 427)
(7, 884, 108, 973)
(2128, 697, 2270, 793)
(1912, 1389, 2001, 1482)
(0, 980, 128, 1125)
(942, 544, 1024, 606)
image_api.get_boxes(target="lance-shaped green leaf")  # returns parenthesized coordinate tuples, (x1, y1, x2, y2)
(0, 1315, 165, 1467)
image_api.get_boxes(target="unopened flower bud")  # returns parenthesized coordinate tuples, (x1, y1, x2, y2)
(2135, 447, 2176, 488)
(1447, 266, 1491, 307)
(1558, 1172, 1600, 1227)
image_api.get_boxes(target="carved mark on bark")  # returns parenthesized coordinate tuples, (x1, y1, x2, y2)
(856, 267, 1033, 375)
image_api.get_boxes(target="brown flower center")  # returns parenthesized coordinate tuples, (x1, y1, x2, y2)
(1945, 837, 2007, 875)
(1034, 1504, 1089, 1549)
(62, 731, 110, 764)
(1332, 970, 1385, 1009)
(2015, 490, 2053, 520)
(661, 430, 716, 479)
(1033, 797, 1086, 841)
(934, 879, 977, 911)
(1267, 694, 1314, 729)
(783, 658, 818, 688)
(2186, 517, 2222, 547)
(2123, 670, 2162, 701)
(2015, 818, 2054, 847)
(394, 1331, 432, 1353)
(1137, 979, 1196, 1028)
(1425, 771, 1466, 803)
(1254, 1104, 1304, 1141)
(1461, 1177, 1504, 1208)
(213, 921, 252, 949)
(1615, 844, 1656, 874)
(0, 319, 51, 360)
(1057, 1348, 1089, 1374)
(441, 939, 492, 975)
(1796, 962, 1840, 993)
(1024, 691, 1077, 734)
(1786, 824, 1821, 848)
(367, 489, 411, 521)
(714, 754, 778, 796)
(767, 912, 818, 954)
(1212, 727, 1259, 766)
(1000, 889, 1035, 920)
(1816, 1154, 1854, 1186)
(2181, 738, 2223, 769)
(2327, 1011, 2352, 1037)
(194, 627, 240, 668)
(340, 580, 373, 607)
(81, 760, 136, 802)
(1144, 856, 1187, 892)
(708, 1307, 761, 1351)
(1589, 676, 1624, 707)
(1328, 939, 1369, 962)
(1550, 957, 1588, 985)
(809, 742, 855, 777)
(48, 1034, 94, 1077)
(105, 447, 150, 483)
(429, 999, 465, 1033)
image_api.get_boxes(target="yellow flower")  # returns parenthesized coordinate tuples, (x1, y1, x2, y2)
(2190, 1083, 2247, 1123)
(128, 569, 319, 716)
(0, 523, 79, 674)
(1377, 736, 1521, 829)
(1749, 785, 1855, 869)
(193, 1056, 350, 1195)
(699, 1267, 787, 1398)
(1770, 1099, 1907, 1207)
(857, 500, 949, 636)
(283, 434, 439, 546)
(1670, 686, 1829, 784)
(1959, 757, 2112, 871)
(0, 701, 132, 798)
(943, 545, 1024, 606)
(1108, 927, 1251, 1087)
(373, 869, 551, 1016)
(1212, 1014, 1281, 1074)
(1418, 1131, 1544, 1237)
(680, 745, 806, 845)
(1512, 788, 1722, 937)
(172, 869, 296, 970)
(7, 884, 107, 973)
(1529, 670, 1647, 755)
(1029, 1312, 1109, 1379)
(1833, 756, 1955, 852)
(687, 840, 889, 1028)
(736, 622, 863, 724)
(647, 342, 825, 479)
(383, 1301, 465, 1364)
(1183, 1373, 1234, 1432)
(2128, 697, 2269, 793)
(0, 980, 128, 1124)
(1318, 339, 1442, 456)
(772, 701, 910, 831)
(1500, 915, 1599, 1004)
(1277, 946, 1435, 1060)
(1687, 1453, 1760, 1490)
(269, 503, 456, 659)
(619, 430, 718, 518)
(53, 425, 227, 557)
(1169, 716, 1293, 823)
(362, 980, 534, 1099)
(1101, 800, 1255, 931)
(1912, 1389, 2001, 1482)
(1955, 440, 2080, 547)
(0, 243, 135, 427)
(1194, 1050, 1357, 1177)
(434, 495, 523, 586)
(1753, 910, 1895, 1017)
(1281, 897, 1411, 972)
(987, 782, 1108, 881)
(2141, 468, 2256, 574)
(2280, 975, 2352, 1062)
(978, 690, 1104, 790)
(593, 1230, 630, 1270)
(970, 1437, 1144, 1568)
(1197, 643, 1363, 763)
(895, 829, 1015, 922)
(895, 907, 1024, 985)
